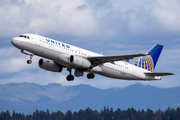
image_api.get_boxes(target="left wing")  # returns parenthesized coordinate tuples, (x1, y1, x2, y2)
(87, 53, 146, 67)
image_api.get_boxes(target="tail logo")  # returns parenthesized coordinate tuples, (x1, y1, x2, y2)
(134, 44, 163, 72)
(134, 54, 154, 72)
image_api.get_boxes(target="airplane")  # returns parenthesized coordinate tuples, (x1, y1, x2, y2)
(11, 33, 174, 81)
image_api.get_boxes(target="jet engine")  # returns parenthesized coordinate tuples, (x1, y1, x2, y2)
(38, 59, 62, 72)
(69, 55, 91, 69)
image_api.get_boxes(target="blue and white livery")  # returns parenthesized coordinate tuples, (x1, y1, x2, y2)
(11, 33, 174, 81)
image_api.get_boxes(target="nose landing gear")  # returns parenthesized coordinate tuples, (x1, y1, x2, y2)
(27, 54, 33, 64)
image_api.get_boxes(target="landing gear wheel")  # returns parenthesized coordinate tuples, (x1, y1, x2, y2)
(66, 75, 74, 81)
(27, 60, 32, 64)
(66, 68, 74, 81)
(87, 73, 95, 79)
(27, 54, 33, 64)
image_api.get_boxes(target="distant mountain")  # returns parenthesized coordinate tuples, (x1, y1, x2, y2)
(0, 83, 180, 114)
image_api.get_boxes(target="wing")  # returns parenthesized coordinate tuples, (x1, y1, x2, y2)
(144, 72, 174, 76)
(87, 53, 146, 66)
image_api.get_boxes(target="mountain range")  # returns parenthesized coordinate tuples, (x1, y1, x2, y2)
(0, 82, 179, 114)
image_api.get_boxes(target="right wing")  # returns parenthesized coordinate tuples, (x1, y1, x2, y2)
(87, 53, 146, 67)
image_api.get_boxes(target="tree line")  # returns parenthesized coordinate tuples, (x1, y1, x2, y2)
(0, 107, 180, 120)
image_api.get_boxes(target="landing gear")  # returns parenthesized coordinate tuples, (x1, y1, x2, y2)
(87, 73, 95, 79)
(27, 60, 32, 64)
(66, 68, 74, 81)
(27, 54, 33, 64)
(66, 69, 95, 81)
(66, 75, 74, 81)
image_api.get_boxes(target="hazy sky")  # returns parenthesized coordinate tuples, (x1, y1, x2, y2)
(0, 0, 180, 89)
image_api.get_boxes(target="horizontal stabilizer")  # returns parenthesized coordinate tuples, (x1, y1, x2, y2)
(145, 72, 174, 76)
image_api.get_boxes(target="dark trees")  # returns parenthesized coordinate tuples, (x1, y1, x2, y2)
(0, 107, 179, 120)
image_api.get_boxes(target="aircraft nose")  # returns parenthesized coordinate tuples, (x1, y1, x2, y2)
(11, 38, 17, 46)
(11, 37, 20, 48)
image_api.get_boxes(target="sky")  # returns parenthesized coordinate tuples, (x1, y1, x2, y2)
(0, 0, 180, 89)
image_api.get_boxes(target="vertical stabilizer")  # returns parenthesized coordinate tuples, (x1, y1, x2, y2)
(134, 44, 163, 72)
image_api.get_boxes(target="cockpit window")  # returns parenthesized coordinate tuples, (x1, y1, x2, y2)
(19, 35, 30, 39)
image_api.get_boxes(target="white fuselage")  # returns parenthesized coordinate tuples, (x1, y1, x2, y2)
(11, 33, 161, 80)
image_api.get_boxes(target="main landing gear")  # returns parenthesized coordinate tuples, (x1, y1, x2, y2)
(66, 68, 95, 81)
(87, 73, 95, 79)
(66, 68, 74, 81)
(27, 54, 33, 64)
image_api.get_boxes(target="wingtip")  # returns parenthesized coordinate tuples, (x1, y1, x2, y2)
(169, 73, 175, 75)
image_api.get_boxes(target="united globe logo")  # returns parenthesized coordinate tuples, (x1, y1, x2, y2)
(134, 55, 154, 72)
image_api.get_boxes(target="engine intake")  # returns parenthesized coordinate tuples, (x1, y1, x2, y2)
(69, 55, 91, 69)
(38, 59, 62, 72)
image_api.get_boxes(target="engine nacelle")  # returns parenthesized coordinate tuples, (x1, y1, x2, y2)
(38, 59, 62, 72)
(69, 55, 91, 69)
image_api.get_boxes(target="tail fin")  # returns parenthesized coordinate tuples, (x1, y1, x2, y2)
(134, 44, 163, 72)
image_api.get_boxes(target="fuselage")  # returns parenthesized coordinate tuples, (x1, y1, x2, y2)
(11, 33, 161, 80)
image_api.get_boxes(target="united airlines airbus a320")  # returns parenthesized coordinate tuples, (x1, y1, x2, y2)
(11, 33, 174, 81)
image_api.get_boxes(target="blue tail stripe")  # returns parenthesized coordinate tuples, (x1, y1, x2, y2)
(146, 44, 163, 69)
